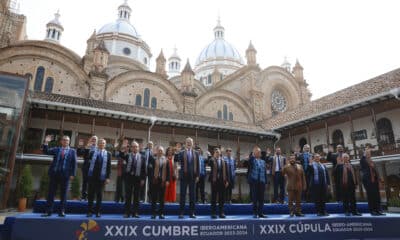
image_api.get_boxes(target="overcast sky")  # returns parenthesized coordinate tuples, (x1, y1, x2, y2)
(18, 0, 400, 100)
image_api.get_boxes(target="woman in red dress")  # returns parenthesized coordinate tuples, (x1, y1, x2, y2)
(164, 146, 177, 202)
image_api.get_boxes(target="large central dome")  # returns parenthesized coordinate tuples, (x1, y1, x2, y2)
(194, 18, 244, 86)
(98, 20, 139, 38)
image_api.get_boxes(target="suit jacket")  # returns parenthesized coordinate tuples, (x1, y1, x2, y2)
(270, 155, 286, 175)
(177, 148, 200, 181)
(42, 145, 77, 179)
(327, 151, 344, 167)
(298, 152, 313, 172)
(307, 162, 330, 187)
(149, 156, 170, 184)
(223, 156, 236, 185)
(282, 163, 306, 191)
(360, 156, 379, 183)
(248, 155, 267, 184)
(88, 150, 111, 181)
(77, 146, 97, 173)
(209, 157, 228, 184)
(121, 152, 146, 180)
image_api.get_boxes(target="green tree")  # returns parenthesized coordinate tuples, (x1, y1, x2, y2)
(70, 174, 81, 199)
(19, 165, 33, 198)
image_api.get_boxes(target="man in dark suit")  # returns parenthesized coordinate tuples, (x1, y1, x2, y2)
(77, 135, 98, 201)
(41, 135, 77, 217)
(327, 144, 344, 201)
(196, 147, 207, 204)
(141, 141, 154, 202)
(297, 144, 313, 201)
(224, 148, 236, 204)
(86, 139, 111, 218)
(269, 147, 286, 203)
(339, 153, 362, 216)
(210, 148, 229, 218)
(308, 153, 330, 216)
(149, 146, 170, 219)
(360, 148, 385, 216)
(123, 141, 146, 218)
(177, 137, 200, 218)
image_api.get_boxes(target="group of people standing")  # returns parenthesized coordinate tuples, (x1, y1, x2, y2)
(40, 134, 384, 219)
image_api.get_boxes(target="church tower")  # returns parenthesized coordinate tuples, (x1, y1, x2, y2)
(45, 10, 64, 43)
(168, 47, 181, 78)
(245, 41, 257, 66)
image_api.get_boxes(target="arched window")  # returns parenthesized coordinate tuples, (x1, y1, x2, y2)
(377, 118, 395, 145)
(217, 111, 222, 119)
(332, 129, 345, 149)
(207, 74, 212, 85)
(151, 97, 157, 109)
(143, 88, 150, 107)
(44, 77, 54, 93)
(223, 104, 228, 120)
(135, 94, 142, 106)
(229, 112, 233, 121)
(34, 66, 45, 91)
(299, 137, 307, 151)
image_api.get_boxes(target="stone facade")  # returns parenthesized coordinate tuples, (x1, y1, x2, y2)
(0, 0, 26, 48)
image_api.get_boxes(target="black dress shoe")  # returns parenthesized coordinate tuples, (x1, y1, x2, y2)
(211, 214, 217, 219)
(96, 213, 101, 218)
(352, 212, 362, 216)
(178, 214, 184, 219)
(253, 214, 258, 218)
(159, 214, 165, 219)
(41, 212, 51, 217)
(258, 214, 266, 218)
(123, 213, 130, 218)
(377, 211, 386, 216)
(290, 212, 294, 217)
(295, 213, 305, 217)
(58, 212, 66, 217)
(370, 211, 379, 216)
(189, 214, 196, 219)
(219, 213, 226, 218)
(151, 215, 156, 219)
(323, 211, 330, 216)
(86, 213, 93, 217)
(344, 212, 351, 216)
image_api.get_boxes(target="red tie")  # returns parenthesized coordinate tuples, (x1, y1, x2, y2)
(61, 149, 65, 159)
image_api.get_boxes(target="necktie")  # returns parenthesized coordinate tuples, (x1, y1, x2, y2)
(61, 148, 65, 159)
(277, 156, 281, 170)
(188, 149, 192, 163)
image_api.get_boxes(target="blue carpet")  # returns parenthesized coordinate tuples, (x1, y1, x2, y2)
(33, 200, 370, 215)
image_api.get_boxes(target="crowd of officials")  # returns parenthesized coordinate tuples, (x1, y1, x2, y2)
(40, 135, 385, 219)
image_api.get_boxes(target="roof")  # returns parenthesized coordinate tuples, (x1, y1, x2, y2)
(30, 91, 278, 138)
(265, 67, 400, 130)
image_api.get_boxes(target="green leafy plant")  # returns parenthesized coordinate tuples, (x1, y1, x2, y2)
(70, 174, 81, 199)
(19, 165, 33, 199)
(388, 197, 400, 207)
(39, 169, 49, 198)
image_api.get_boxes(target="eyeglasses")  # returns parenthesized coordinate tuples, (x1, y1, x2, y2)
(226, 150, 232, 152)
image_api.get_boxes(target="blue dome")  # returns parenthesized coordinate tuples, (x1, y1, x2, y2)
(196, 38, 243, 65)
(98, 20, 139, 38)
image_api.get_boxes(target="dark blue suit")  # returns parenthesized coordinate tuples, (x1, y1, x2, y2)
(308, 162, 330, 214)
(42, 144, 77, 214)
(177, 148, 199, 215)
(298, 152, 313, 201)
(248, 155, 267, 216)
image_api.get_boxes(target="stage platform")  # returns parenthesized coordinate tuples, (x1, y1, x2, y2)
(2, 212, 400, 240)
(32, 200, 371, 215)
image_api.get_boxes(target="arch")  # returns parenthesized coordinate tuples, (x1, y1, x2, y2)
(135, 94, 142, 106)
(299, 137, 307, 151)
(105, 70, 184, 111)
(143, 88, 150, 108)
(196, 89, 253, 123)
(377, 118, 395, 145)
(332, 129, 345, 149)
(44, 77, 54, 93)
(151, 97, 157, 109)
(34, 66, 45, 91)
(0, 40, 90, 97)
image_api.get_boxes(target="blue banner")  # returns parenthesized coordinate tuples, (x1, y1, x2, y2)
(8, 213, 400, 240)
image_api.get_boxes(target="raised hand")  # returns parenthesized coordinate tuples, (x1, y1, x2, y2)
(44, 135, 52, 144)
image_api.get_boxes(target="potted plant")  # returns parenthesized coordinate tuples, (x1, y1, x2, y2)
(39, 169, 49, 200)
(388, 197, 400, 213)
(18, 165, 33, 212)
(70, 174, 81, 200)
